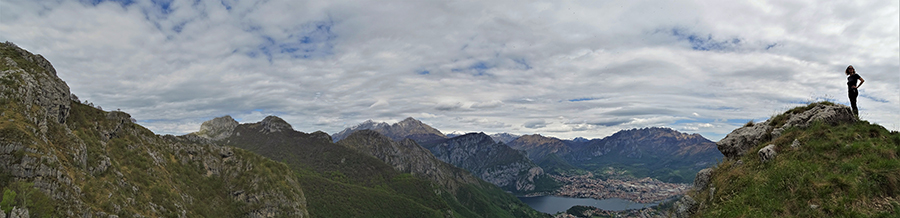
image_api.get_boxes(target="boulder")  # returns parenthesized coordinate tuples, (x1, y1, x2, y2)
(791, 139, 801, 149)
(693, 168, 713, 190)
(758, 144, 777, 163)
(672, 195, 697, 218)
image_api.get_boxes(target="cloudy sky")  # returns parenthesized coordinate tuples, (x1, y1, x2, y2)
(2, 0, 897, 141)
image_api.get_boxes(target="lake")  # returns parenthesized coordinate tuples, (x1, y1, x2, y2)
(518, 195, 659, 214)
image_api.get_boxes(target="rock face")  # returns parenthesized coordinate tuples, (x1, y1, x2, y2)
(0, 42, 71, 137)
(0, 42, 309, 217)
(423, 132, 545, 192)
(672, 195, 697, 218)
(196, 115, 238, 140)
(337, 130, 480, 191)
(693, 168, 713, 190)
(717, 103, 857, 160)
(331, 117, 447, 143)
(716, 122, 774, 159)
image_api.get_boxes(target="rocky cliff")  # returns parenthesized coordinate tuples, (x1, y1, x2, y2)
(0, 42, 308, 217)
(673, 102, 897, 217)
(423, 132, 554, 193)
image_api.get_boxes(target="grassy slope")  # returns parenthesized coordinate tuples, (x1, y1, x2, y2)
(690, 105, 899, 217)
(1, 44, 307, 217)
(1, 101, 308, 217)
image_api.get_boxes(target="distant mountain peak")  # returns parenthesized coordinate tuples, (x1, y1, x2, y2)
(196, 115, 239, 140)
(331, 117, 446, 143)
(260, 115, 293, 133)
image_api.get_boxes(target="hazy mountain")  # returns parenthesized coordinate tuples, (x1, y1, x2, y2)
(507, 134, 571, 162)
(197, 116, 547, 218)
(331, 117, 447, 143)
(567, 127, 723, 183)
(489, 132, 521, 144)
(0, 42, 308, 217)
(420, 133, 559, 194)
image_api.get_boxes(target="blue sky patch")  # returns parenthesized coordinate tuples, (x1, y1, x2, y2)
(568, 97, 598, 102)
(513, 58, 532, 70)
(252, 19, 337, 60)
(85, 0, 135, 7)
(670, 28, 742, 51)
(861, 94, 890, 103)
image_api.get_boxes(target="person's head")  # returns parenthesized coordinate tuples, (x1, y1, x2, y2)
(845, 65, 855, 75)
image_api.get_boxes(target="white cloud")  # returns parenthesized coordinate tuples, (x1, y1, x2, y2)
(1, 0, 896, 141)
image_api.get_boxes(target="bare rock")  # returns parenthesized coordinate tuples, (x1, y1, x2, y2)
(758, 144, 777, 163)
(196, 116, 238, 140)
(791, 139, 801, 149)
(694, 168, 713, 190)
(8, 206, 29, 218)
(716, 121, 773, 159)
(672, 195, 697, 218)
(771, 104, 857, 138)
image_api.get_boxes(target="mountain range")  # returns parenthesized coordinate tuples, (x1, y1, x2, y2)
(335, 118, 722, 184)
(0, 42, 547, 218)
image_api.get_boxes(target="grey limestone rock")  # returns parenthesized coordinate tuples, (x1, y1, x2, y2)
(197, 115, 238, 140)
(716, 121, 773, 159)
(771, 104, 857, 138)
(758, 144, 777, 163)
(672, 195, 697, 218)
(791, 139, 801, 149)
(694, 168, 713, 190)
(8, 206, 29, 218)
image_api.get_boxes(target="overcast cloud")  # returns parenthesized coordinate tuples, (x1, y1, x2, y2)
(2, 0, 897, 141)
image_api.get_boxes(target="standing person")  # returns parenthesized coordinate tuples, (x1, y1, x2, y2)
(845, 65, 864, 116)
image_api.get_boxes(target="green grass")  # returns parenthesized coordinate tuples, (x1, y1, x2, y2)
(690, 108, 899, 217)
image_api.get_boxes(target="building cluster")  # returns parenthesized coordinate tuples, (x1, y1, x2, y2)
(551, 173, 689, 203)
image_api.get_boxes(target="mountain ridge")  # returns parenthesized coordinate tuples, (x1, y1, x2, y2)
(196, 115, 548, 217)
(0, 41, 309, 217)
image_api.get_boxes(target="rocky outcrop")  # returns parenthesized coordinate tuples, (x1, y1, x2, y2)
(716, 122, 773, 159)
(0, 42, 71, 136)
(424, 132, 545, 192)
(717, 103, 856, 160)
(693, 168, 713, 190)
(196, 115, 239, 140)
(672, 195, 697, 218)
(677, 102, 859, 218)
